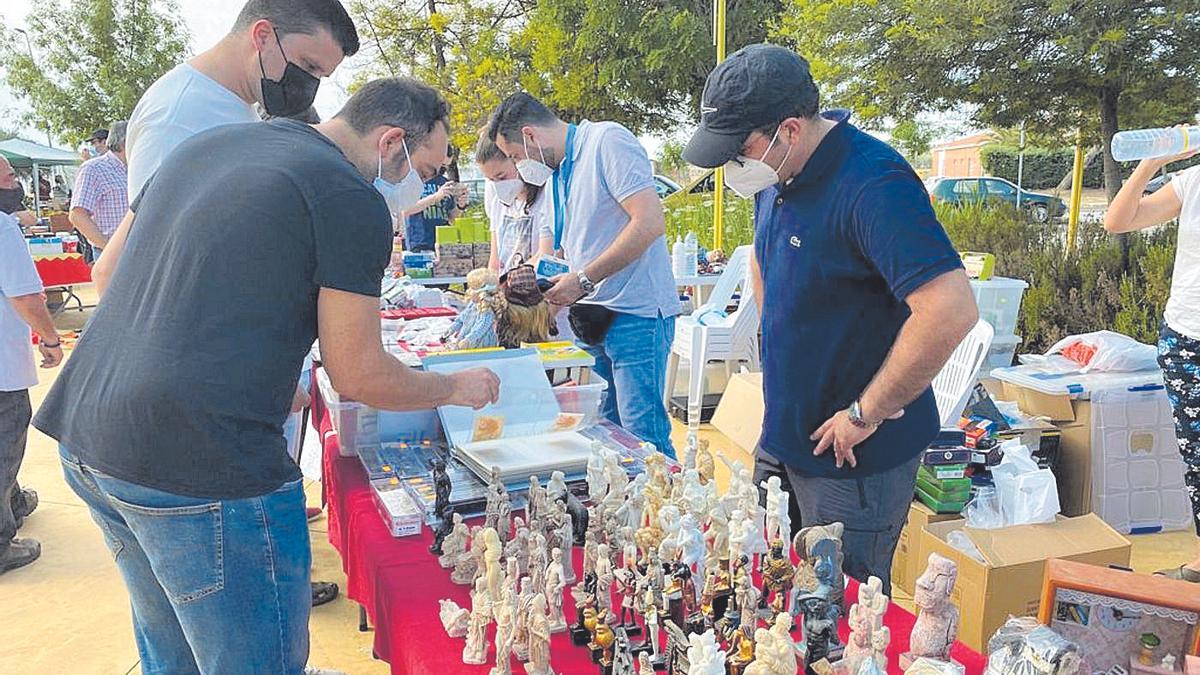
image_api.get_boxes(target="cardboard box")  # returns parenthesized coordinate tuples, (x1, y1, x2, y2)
(921, 514, 1131, 651)
(892, 501, 964, 595)
(433, 259, 474, 277)
(997, 380, 1092, 516)
(710, 372, 764, 453)
(436, 243, 474, 260)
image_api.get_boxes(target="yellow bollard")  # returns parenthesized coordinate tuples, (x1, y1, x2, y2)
(712, 0, 727, 251)
(1067, 128, 1084, 252)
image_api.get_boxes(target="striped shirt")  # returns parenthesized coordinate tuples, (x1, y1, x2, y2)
(71, 152, 129, 241)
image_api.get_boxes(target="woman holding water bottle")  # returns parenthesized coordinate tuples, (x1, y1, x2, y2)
(1107, 127, 1200, 583)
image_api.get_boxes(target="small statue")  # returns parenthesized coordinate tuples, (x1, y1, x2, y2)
(491, 589, 517, 675)
(438, 598, 470, 638)
(588, 441, 610, 502)
(685, 630, 728, 675)
(1162, 655, 1178, 672)
(451, 525, 482, 584)
(759, 538, 794, 614)
(524, 593, 554, 675)
(463, 576, 494, 665)
(614, 544, 641, 632)
(595, 542, 615, 613)
(528, 532, 549, 596)
(901, 553, 960, 669)
(811, 538, 843, 616)
(682, 432, 698, 472)
(727, 624, 756, 675)
(864, 625, 890, 675)
(432, 457, 452, 517)
(557, 509, 575, 569)
(676, 513, 707, 601)
(793, 523, 845, 613)
(637, 652, 656, 675)
(612, 627, 636, 675)
(497, 489, 513, 543)
(590, 609, 617, 665)
(439, 512, 468, 568)
(544, 547, 568, 633)
(513, 576, 535, 661)
(760, 476, 792, 559)
(842, 578, 880, 675)
(507, 526, 531, 575)
(696, 439, 715, 486)
(483, 527, 504, 602)
(640, 571, 665, 666)
(796, 592, 839, 665)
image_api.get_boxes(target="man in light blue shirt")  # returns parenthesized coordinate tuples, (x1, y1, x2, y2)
(488, 93, 680, 457)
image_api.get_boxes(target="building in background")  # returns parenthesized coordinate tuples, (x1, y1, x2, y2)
(931, 132, 996, 178)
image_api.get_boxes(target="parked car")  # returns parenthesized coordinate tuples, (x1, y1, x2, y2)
(928, 177, 1067, 223)
(654, 174, 682, 199)
(1142, 172, 1173, 195)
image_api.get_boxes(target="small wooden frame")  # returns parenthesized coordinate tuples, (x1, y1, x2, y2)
(1039, 559, 1200, 673)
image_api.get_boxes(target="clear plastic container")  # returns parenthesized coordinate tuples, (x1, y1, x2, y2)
(1111, 126, 1200, 162)
(969, 277, 1028, 337)
(316, 368, 379, 456)
(552, 381, 609, 431)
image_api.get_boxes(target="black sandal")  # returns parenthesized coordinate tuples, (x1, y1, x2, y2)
(311, 581, 340, 606)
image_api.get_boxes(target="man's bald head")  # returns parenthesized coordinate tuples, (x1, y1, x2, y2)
(0, 157, 17, 190)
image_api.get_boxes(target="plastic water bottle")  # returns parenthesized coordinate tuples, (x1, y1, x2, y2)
(672, 237, 689, 278)
(1110, 126, 1200, 162)
(683, 232, 699, 276)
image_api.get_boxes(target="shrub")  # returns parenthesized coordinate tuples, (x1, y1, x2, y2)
(981, 144, 1200, 191)
(664, 195, 755, 252)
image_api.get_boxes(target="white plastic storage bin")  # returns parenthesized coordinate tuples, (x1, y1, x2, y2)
(970, 277, 1028, 337)
(1090, 386, 1193, 534)
(316, 368, 379, 456)
(984, 333, 1021, 370)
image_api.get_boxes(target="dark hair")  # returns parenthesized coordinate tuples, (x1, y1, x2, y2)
(334, 77, 450, 149)
(233, 0, 359, 56)
(107, 121, 129, 153)
(475, 125, 542, 212)
(487, 92, 558, 145)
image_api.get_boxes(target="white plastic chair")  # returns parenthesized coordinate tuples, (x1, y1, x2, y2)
(932, 319, 995, 426)
(665, 245, 761, 429)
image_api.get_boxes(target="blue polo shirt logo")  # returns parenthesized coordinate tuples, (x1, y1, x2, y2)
(752, 112, 964, 478)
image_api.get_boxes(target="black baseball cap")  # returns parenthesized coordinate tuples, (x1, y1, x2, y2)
(88, 129, 109, 142)
(683, 44, 819, 168)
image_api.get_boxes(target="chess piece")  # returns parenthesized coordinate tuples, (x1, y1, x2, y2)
(900, 553, 960, 669)
(491, 590, 517, 675)
(432, 457, 452, 517)
(544, 547, 568, 633)
(463, 576, 494, 664)
(513, 577, 535, 661)
(439, 598, 470, 638)
(451, 526, 482, 585)
(686, 630, 727, 675)
(439, 512, 469, 569)
(793, 523, 845, 613)
(524, 594, 554, 675)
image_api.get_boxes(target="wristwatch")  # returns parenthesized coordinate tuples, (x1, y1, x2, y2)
(577, 270, 597, 295)
(846, 399, 878, 429)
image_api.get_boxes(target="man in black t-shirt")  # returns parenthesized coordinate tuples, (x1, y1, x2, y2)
(34, 78, 499, 672)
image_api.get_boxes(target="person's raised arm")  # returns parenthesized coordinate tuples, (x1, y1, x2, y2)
(1105, 152, 1192, 234)
(92, 209, 134, 297)
(317, 287, 499, 410)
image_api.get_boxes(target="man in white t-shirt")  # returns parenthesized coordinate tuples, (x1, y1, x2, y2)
(0, 161, 63, 574)
(94, 0, 360, 294)
(1107, 148, 1200, 584)
(488, 93, 681, 458)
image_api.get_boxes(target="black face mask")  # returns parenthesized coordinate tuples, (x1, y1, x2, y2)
(258, 28, 320, 118)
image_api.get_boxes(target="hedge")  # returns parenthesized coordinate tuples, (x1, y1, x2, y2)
(981, 144, 1200, 191)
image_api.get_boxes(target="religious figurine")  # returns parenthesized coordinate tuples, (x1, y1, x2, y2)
(760, 539, 794, 616)
(464, 576, 494, 665)
(513, 576, 535, 661)
(451, 525, 482, 585)
(544, 547, 568, 633)
(432, 457, 452, 518)
(900, 553, 960, 669)
(492, 589, 517, 675)
(686, 630, 727, 675)
(793, 523, 845, 613)
(696, 439, 715, 486)
(596, 543, 615, 613)
(439, 511, 468, 568)
(524, 594, 554, 675)
(614, 544, 641, 633)
(438, 598, 470, 638)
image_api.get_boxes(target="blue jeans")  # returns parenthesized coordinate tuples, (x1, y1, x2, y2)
(584, 312, 677, 459)
(59, 447, 311, 674)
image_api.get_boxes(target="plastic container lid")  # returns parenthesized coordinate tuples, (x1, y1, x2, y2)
(969, 276, 1029, 289)
(989, 363, 1163, 396)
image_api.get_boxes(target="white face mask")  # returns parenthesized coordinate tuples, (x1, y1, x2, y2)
(493, 178, 524, 206)
(515, 134, 554, 187)
(374, 139, 425, 217)
(723, 126, 793, 199)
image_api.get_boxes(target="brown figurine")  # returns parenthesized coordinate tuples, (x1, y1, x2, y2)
(759, 538, 794, 616)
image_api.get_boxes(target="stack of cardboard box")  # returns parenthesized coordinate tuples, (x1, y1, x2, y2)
(433, 243, 474, 278)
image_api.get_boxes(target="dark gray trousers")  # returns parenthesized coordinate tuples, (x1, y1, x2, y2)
(0, 389, 32, 548)
(752, 447, 920, 596)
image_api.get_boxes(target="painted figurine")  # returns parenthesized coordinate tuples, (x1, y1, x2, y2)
(796, 592, 838, 665)
(760, 538, 794, 615)
(793, 523, 845, 613)
(901, 553, 960, 669)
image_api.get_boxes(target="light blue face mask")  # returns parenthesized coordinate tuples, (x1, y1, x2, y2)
(374, 138, 425, 217)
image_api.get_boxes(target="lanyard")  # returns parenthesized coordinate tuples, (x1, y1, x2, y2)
(551, 123, 577, 251)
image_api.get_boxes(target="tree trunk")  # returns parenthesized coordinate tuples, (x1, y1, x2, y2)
(1099, 85, 1128, 263)
(1055, 146, 1102, 193)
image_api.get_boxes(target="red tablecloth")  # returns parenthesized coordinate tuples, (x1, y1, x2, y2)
(33, 253, 92, 287)
(316, 403, 986, 675)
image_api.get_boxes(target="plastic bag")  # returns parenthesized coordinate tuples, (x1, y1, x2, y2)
(992, 440, 1059, 526)
(1045, 330, 1158, 373)
(947, 530, 987, 563)
(964, 485, 1005, 529)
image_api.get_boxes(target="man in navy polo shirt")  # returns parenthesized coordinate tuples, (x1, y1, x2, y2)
(684, 44, 978, 593)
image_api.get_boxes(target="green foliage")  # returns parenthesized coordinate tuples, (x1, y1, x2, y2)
(890, 119, 933, 162)
(980, 145, 1200, 190)
(664, 195, 754, 253)
(657, 139, 688, 182)
(935, 202, 1177, 350)
(0, 0, 190, 146)
(772, 0, 1200, 197)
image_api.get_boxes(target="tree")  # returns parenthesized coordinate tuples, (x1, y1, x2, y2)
(516, 0, 783, 135)
(774, 0, 1200, 206)
(1, 0, 190, 147)
(657, 139, 688, 181)
(890, 119, 933, 162)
